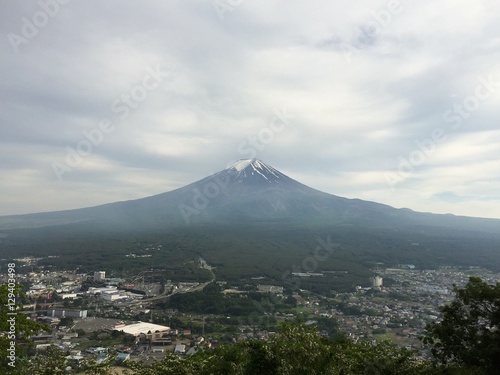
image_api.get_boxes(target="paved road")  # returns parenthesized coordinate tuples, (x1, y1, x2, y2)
(118, 264, 215, 306)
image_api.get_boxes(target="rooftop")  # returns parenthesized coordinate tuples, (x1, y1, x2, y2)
(115, 321, 170, 336)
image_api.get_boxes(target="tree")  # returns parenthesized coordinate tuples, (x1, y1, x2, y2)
(58, 316, 74, 328)
(283, 295, 297, 307)
(128, 322, 432, 375)
(0, 283, 47, 372)
(424, 277, 500, 374)
(23, 346, 68, 375)
(24, 346, 115, 375)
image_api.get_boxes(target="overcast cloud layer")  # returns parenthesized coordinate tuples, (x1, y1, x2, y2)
(1, 0, 500, 219)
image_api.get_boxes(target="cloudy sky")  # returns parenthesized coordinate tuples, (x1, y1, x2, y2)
(1, 0, 500, 219)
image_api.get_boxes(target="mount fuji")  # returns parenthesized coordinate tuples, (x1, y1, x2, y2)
(3, 158, 500, 276)
(2, 158, 500, 234)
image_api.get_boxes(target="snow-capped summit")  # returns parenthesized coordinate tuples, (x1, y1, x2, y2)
(222, 159, 289, 185)
(3, 158, 500, 236)
(230, 159, 255, 171)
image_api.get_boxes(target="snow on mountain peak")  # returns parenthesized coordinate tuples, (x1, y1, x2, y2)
(231, 159, 255, 171)
(223, 159, 285, 183)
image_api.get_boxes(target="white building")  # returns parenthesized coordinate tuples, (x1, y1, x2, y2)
(27, 284, 47, 296)
(48, 309, 87, 319)
(60, 293, 78, 300)
(101, 291, 128, 302)
(174, 344, 186, 355)
(115, 321, 170, 340)
(257, 285, 284, 294)
(372, 276, 383, 288)
(87, 286, 117, 295)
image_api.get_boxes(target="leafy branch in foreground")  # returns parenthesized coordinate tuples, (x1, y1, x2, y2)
(128, 322, 431, 375)
(423, 277, 500, 374)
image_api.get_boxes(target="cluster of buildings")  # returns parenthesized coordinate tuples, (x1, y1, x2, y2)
(3, 255, 500, 365)
(310, 267, 499, 352)
(26, 314, 217, 367)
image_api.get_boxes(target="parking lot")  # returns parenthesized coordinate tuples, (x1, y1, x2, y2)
(73, 317, 123, 333)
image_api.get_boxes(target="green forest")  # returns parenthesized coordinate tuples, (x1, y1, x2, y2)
(3, 222, 500, 295)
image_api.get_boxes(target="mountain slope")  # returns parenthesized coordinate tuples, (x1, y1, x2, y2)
(1, 159, 500, 234)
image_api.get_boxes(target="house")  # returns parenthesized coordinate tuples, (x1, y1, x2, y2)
(174, 344, 186, 355)
(257, 285, 284, 294)
(65, 355, 84, 367)
(117, 352, 130, 362)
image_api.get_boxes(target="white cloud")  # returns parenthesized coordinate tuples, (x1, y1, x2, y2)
(1, 0, 500, 218)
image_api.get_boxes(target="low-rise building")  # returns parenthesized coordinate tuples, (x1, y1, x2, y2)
(115, 321, 170, 340)
(174, 344, 186, 355)
(257, 285, 284, 294)
(48, 309, 87, 319)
